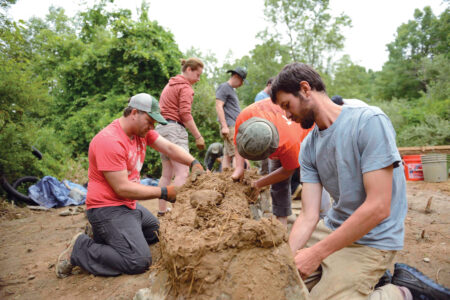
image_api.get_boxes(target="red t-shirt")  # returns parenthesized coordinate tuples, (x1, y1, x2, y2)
(234, 99, 313, 170)
(86, 119, 159, 210)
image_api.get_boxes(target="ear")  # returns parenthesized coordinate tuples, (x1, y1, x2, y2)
(299, 81, 311, 96)
(131, 108, 139, 117)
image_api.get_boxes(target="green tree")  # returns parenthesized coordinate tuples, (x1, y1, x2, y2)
(419, 54, 450, 101)
(327, 55, 374, 101)
(236, 39, 291, 106)
(261, 0, 351, 69)
(375, 7, 449, 100)
(0, 1, 74, 183)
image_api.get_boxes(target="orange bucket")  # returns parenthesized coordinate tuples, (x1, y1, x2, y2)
(402, 155, 424, 181)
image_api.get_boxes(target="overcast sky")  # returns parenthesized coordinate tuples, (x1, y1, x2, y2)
(8, 0, 448, 71)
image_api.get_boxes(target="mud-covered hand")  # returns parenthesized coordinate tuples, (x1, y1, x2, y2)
(221, 126, 229, 137)
(190, 159, 205, 182)
(161, 186, 179, 203)
(195, 136, 205, 150)
(249, 180, 261, 201)
(231, 167, 244, 182)
(294, 247, 322, 280)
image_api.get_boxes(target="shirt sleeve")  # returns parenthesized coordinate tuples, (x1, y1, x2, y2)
(94, 137, 127, 172)
(215, 84, 227, 102)
(299, 134, 321, 183)
(179, 86, 194, 123)
(277, 143, 300, 170)
(145, 130, 159, 145)
(358, 114, 401, 174)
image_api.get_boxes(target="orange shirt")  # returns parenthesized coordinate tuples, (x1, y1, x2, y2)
(234, 99, 312, 170)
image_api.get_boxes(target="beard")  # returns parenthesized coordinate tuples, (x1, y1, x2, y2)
(300, 110, 315, 129)
(296, 93, 315, 129)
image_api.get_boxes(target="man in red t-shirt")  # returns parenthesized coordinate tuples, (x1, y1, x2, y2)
(231, 98, 312, 226)
(56, 93, 204, 278)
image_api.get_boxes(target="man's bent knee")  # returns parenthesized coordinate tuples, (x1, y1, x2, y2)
(123, 256, 152, 275)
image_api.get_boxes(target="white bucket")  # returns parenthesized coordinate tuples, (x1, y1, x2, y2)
(420, 154, 448, 182)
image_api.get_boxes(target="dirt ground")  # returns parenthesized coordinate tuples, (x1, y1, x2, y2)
(0, 179, 448, 299)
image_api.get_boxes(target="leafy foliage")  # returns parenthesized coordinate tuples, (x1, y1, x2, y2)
(374, 7, 449, 100)
(0, 0, 448, 195)
(261, 0, 351, 69)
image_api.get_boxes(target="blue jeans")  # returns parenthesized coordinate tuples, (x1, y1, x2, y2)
(71, 203, 159, 276)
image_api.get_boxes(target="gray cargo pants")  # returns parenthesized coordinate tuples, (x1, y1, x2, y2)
(71, 203, 159, 276)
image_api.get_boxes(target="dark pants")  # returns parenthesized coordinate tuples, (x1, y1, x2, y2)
(71, 203, 159, 276)
(290, 167, 301, 193)
(269, 159, 293, 217)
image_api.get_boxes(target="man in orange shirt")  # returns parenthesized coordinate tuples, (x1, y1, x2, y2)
(231, 98, 313, 226)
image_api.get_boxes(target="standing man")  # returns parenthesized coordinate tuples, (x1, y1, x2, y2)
(254, 77, 274, 102)
(231, 98, 324, 226)
(56, 93, 204, 278)
(270, 62, 438, 299)
(215, 67, 247, 169)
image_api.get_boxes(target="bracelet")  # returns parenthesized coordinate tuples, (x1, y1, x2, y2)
(190, 159, 200, 169)
(194, 135, 202, 140)
(160, 187, 168, 200)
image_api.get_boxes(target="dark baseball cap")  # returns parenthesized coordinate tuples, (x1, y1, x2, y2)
(227, 67, 248, 82)
(128, 93, 167, 125)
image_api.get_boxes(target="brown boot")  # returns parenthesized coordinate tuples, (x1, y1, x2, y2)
(55, 232, 83, 278)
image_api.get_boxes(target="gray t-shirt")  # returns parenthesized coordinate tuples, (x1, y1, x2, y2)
(300, 106, 407, 250)
(216, 82, 241, 126)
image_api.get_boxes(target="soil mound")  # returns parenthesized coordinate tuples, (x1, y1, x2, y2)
(147, 170, 305, 300)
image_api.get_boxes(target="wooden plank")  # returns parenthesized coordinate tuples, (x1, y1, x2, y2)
(398, 145, 450, 155)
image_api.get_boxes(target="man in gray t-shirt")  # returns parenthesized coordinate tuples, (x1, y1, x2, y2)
(270, 63, 413, 300)
(215, 67, 247, 169)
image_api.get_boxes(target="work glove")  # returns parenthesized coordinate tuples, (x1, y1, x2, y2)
(190, 159, 205, 182)
(195, 136, 205, 150)
(161, 186, 180, 203)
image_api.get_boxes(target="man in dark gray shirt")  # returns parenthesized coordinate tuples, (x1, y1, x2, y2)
(215, 67, 247, 169)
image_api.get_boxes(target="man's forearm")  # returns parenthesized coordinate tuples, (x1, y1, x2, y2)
(114, 181, 162, 200)
(255, 166, 294, 188)
(288, 182, 322, 253)
(289, 212, 319, 253)
(166, 143, 195, 166)
(183, 119, 202, 139)
(215, 101, 228, 128)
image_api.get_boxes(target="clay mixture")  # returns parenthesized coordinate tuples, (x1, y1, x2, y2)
(150, 170, 306, 299)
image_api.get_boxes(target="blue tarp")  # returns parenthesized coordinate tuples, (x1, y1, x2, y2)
(140, 177, 159, 186)
(29, 176, 87, 208)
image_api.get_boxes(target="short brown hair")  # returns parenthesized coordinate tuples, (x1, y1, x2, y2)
(271, 63, 326, 103)
(181, 57, 204, 72)
(123, 98, 146, 117)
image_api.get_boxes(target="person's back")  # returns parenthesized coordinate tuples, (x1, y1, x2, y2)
(204, 142, 223, 171)
(235, 99, 310, 166)
(254, 90, 270, 102)
(343, 98, 369, 107)
(254, 77, 274, 102)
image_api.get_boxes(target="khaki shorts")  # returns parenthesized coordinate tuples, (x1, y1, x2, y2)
(155, 123, 189, 160)
(220, 125, 235, 157)
(300, 220, 402, 300)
